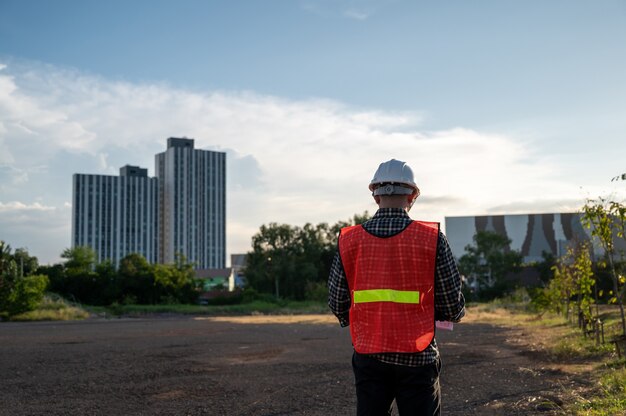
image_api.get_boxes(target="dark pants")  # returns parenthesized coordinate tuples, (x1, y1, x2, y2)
(352, 352, 441, 416)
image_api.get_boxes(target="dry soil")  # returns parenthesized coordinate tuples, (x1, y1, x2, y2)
(0, 313, 589, 415)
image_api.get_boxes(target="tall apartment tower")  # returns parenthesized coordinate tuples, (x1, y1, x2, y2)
(155, 138, 226, 268)
(72, 165, 159, 265)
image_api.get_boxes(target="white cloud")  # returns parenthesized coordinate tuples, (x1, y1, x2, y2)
(0, 201, 56, 212)
(300, 0, 391, 21)
(344, 9, 370, 20)
(0, 59, 586, 263)
(0, 201, 70, 264)
(486, 199, 585, 215)
(98, 153, 109, 171)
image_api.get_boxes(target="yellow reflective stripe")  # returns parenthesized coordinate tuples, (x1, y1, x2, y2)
(353, 289, 420, 304)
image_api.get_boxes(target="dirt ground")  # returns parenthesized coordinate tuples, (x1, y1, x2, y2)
(0, 313, 590, 415)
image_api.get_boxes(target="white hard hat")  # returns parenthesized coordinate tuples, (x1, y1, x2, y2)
(369, 159, 420, 197)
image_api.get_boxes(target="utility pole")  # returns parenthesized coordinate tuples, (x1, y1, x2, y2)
(268, 256, 279, 299)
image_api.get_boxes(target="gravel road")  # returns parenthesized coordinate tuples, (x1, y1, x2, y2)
(0, 314, 584, 415)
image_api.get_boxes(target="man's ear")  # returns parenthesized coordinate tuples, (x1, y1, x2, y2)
(373, 195, 381, 205)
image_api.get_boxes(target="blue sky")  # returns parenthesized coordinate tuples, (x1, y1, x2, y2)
(1, 0, 625, 264)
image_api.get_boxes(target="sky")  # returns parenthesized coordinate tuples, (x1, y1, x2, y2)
(1, 0, 625, 265)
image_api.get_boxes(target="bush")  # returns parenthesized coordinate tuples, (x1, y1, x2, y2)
(1, 274, 49, 317)
(241, 287, 277, 304)
(528, 287, 552, 312)
(9, 294, 90, 321)
(305, 281, 328, 302)
(203, 291, 244, 306)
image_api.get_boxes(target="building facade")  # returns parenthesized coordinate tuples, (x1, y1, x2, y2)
(445, 212, 626, 263)
(72, 138, 226, 268)
(155, 138, 226, 268)
(72, 165, 159, 265)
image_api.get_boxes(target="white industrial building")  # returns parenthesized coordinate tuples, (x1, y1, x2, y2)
(444, 213, 626, 263)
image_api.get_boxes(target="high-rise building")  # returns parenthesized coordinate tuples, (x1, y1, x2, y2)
(72, 165, 159, 265)
(72, 138, 226, 268)
(156, 138, 226, 268)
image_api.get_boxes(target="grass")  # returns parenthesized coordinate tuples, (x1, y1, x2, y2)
(9, 294, 91, 321)
(572, 366, 626, 415)
(87, 299, 330, 317)
(4, 293, 329, 321)
(470, 300, 626, 415)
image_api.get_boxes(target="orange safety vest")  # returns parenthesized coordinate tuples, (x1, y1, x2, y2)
(339, 221, 439, 353)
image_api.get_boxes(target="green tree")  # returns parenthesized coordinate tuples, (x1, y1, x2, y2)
(246, 223, 299, 299)
(118, 253, 155, 304)
(571, 242, 595, 323)
(59, 246, 99, 304)
(534, 242, 596, 326)
(535, 253, 576, 317)
(0, 241, 18, 316)
(534, 251, 557, 285)
(93, 260, 120, 305)
(37, 263, 66, 294)
(3, 274, 49, 316)
(244, 212, 370, 300)
(0, 240, 12, 263)
(61, 246, 96, 276)
(153, 255, 197, 303)
(582, 198, 626, 337)
(11, 248, 39, 277)
(458, 231, 523, 299)
(0, 241, 48, 317)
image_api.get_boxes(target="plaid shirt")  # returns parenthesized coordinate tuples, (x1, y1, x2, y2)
(328, 208, 465, 367)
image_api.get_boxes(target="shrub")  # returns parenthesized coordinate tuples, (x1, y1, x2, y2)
(305, 281, 328, 302)
(1, 274, 49, 317)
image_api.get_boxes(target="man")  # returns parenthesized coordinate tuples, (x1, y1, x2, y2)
(328, 159, 465, 416)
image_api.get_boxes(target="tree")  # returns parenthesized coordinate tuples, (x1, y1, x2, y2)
(37, 263, 66, 294)
(61, 246, 96, 276)
(246, 223, 300, 299)
(0, 241, 48, 317)
(12, 248, 39, 277)
(458, 231, 523, 299)
(540, 259, 574, 316)
(0, 241, 15, 277)
(118, 253, 155, 304)
(582, 198, 626, 337)
(93, 260, 120, 305)
(59, 246, 99, 304)
(3, 274, 49, 316)
(153, 255, 197, 304)
(0, 241, 18, 315)
(534, 251, 557, 285)
(244, 213, 371, 300)
(533, 240, 597, 331)
(571, 242, 595, 323)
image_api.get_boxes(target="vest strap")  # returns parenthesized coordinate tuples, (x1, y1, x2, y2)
(353, 289, 420, 304)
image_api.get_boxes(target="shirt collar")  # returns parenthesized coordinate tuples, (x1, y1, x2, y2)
(372, 208, 411, 219)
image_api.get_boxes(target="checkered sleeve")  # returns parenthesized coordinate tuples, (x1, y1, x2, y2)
(328, 251, 351, 327)
(434, 231, 465, 322)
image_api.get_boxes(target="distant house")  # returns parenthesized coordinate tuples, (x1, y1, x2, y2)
(230, 253, 247, 289)
(195, 268, 233, 290)
(193, 254, 248, 303)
